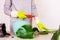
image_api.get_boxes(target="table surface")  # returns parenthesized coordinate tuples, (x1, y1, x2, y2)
(0, 33, 53, 40)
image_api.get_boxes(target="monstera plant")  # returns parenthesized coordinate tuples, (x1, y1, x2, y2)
(16, 25, 34, 39)
(51, 26, 60, 40)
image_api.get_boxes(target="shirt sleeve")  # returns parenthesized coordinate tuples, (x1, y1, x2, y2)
(31, 0, 38, 16)
(4, 0, 12, 16)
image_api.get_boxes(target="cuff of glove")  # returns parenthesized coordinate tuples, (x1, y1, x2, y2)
(35, 17, 40, 24)
(11, 10, 18, 17)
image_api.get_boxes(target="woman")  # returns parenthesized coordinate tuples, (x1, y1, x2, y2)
(4, 0, 37, 35)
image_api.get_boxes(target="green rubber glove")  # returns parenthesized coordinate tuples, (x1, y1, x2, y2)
(11, 10, 27, 19)
(17, 11, 27, 19)
(37, 22, 49, 32)
(35, 17, 49, 32)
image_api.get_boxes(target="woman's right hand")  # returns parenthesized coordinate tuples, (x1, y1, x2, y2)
(17, 11, 27, 19)
(11, 10, 27, 19)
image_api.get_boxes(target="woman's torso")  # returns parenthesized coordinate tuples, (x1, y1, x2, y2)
(12, 0, 32, 14)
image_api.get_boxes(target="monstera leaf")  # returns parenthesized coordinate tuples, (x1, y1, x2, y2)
(51, 26, 60, 40)
(51, 30, 59, 40)
(22, 25, 33, 32)
(16, 27, 27, 38)
(16, 25, 34, 39)
(12, 20, 29, 35)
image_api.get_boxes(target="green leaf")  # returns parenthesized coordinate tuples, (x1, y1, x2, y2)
(51, 26, 60, 40)
(16, 24, 34, 39)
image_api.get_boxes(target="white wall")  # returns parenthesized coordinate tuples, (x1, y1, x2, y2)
(0, 0, 60, 32)
(35, 0, 60, 29)
(0, 0, 10, 32)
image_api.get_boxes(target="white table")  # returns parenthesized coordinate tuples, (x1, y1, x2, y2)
(0, 33, 53, 40)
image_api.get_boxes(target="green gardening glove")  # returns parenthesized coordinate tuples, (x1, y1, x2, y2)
(11, 10, 27, 19)
(17, 11, 27, 19)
